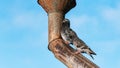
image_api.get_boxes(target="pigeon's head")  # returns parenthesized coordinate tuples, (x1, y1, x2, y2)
(62, 18, 70, 28)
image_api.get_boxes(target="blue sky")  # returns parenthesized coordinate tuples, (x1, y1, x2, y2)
(0, 0, 120, 68)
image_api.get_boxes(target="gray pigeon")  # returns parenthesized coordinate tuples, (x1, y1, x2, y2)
(61, 18, 96, 59)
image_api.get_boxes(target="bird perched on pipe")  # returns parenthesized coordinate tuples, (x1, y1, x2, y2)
(61, 18, 96, 59)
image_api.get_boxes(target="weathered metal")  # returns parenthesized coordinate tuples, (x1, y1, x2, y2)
(37, 0, 76, 42)
(37, 0, 99, 68)
(37, 0, 76, 14)
(49, 39, 99, 68)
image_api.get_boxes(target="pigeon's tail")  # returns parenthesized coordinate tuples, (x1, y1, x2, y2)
(90, 54, 94, 60)
(87, 48, 96, 60)
(86, 51, 95, 60)
(89, 48, 97, 55)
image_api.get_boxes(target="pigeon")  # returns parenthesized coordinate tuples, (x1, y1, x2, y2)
(61, 18, 96, 59)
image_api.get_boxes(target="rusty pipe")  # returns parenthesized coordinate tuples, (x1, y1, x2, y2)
(37, 0, 76, 42)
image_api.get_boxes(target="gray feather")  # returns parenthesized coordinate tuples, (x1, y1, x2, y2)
(61, 18, 96, 59)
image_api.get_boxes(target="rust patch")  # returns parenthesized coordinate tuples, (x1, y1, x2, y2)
(37, 0, 76, 13)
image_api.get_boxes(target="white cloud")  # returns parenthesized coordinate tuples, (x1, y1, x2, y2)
(102, 7, 120, 22)
(23, 58, 33, 65)
(68, 15, 99, 32)
(101, 2, 120, 31)
(93, 40, 120, 55)
(92, 40, 120, 68)
(117, 61, 120, 68)
(12, 12, 47, 29)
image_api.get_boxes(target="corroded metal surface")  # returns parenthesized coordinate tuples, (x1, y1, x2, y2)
(38, 0, 76, 42)
(38, 0, 99, 68)
(49, 39, 99, 68)
(48, 12, 63, 42)
(38, 0, 76, 14)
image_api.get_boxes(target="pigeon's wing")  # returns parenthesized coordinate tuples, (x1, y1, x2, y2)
(77, 38, 96, 55)
(67, 28, 78, 44)
(69, 29, 96, 59)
